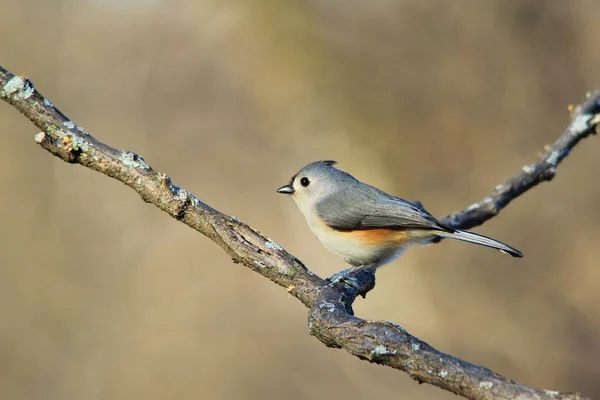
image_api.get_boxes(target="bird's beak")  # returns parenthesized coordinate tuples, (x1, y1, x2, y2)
(277, 184, 295, 194)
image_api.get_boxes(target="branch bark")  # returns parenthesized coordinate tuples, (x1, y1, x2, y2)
(1, 64, 596, 400)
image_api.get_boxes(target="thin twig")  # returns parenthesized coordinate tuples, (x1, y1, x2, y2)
(1, 64, 595, 400)
(441, 95, 599, 229)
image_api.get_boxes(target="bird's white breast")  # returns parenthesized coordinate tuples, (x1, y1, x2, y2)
(305, 211, 406, 268)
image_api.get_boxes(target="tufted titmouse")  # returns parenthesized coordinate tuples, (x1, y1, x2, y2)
(277, 161, 522, 275)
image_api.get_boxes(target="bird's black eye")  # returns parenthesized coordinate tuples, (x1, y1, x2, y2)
(300, 177, 310, 187)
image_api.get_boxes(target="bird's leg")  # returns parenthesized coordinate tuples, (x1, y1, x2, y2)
(326, 265, 377, 299)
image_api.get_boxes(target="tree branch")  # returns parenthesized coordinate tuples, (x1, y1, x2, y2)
(441, 97, 600, 230)
(1, 64, 596, 400)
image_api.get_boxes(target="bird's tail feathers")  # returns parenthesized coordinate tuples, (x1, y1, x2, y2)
(436, 229, 523, 258)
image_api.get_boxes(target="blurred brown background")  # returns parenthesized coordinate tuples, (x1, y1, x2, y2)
(1, 1, 599, 399)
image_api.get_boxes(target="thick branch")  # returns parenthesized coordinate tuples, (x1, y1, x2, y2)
(1, 65, 595, 400)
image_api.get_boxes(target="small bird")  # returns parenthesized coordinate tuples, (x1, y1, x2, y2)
(277, 161, 522, 278)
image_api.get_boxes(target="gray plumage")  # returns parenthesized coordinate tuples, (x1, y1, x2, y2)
(278, 160, 523, 265)
(316, 183, 446, 232)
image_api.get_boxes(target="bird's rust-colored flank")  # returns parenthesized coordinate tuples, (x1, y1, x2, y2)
(340, 228, 413, 247)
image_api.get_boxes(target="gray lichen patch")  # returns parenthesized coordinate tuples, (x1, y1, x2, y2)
(465, 202, 479, 212)
(13, 80, 34, 100)
(545, 390, 561, 397)
(318, 301, 337, 313)
(70, 135, 89, 152)
(371, 345, 397, 357)
(59, 121, 91, 141)
(571, 113, 592, 133)
(265, 239, 283, 251)
(546, 149, 561, 166)
(0, 76, 23, 97)
(521, 165, 534, 174)
(0, 76, 34, 100)
(121, 151, 150, 170)
(174, 187, 190, 201)
(190, 195, 201, 207)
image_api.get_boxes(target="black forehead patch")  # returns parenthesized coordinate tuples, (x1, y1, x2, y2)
(288, 172, 298, 185)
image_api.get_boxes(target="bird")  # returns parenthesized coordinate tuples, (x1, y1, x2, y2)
(277, 160, 522, 279)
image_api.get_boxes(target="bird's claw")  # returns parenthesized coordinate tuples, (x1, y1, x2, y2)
(326, 266, 376, 298)
(326, 267, 360, 284)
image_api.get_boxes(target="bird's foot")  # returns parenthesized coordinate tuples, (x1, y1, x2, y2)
(327, 266, 359, 284)
(326, 266, 376, 298)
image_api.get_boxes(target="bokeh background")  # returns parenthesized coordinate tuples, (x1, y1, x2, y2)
(1, 1, 599, 399)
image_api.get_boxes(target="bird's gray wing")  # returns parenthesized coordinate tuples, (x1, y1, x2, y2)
(316, 189, 448, 231)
